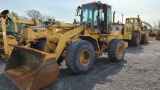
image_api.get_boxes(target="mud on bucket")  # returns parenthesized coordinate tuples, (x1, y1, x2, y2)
(4, 45, 59, 90)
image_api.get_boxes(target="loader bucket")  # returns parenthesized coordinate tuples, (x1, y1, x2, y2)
(4, 45, 59, 90)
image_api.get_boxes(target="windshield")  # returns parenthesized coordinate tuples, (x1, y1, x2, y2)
(19, 24, 27, 34)
(6, 20, 15, 32)
(126, 19, 134, 23)
(40, 22, 50, 27)
(0, 18, 15, 33)
(81, 4, 98, 27)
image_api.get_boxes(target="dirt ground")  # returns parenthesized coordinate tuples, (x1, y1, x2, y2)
(0, 37, 160, 90)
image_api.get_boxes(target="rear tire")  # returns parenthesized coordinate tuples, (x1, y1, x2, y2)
(108, 39, 125, 62)
(156, 36, 158, 40)
(66, 40, 95, 74)
(140, 34, 147, 44)
(130, 33, 140, 46)
(156, 35, 160, 40)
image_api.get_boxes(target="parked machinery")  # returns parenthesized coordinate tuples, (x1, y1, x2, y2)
(3, 1, 128, 90)
(150, 29, 158, 37)
(122, 16, 149, 46)
(140, 21, 150, 44)
(19, 20, 60, 51)
(156, 30, 160, 40)
(141, 21, 157, 37)
(156, 21, 160, 40)
(0, 10, 54, 60)
(110, 11, 149, 46)
(0, 10, 41, 60)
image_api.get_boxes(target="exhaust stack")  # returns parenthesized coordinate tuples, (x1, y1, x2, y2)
(113, 11, 115, 23)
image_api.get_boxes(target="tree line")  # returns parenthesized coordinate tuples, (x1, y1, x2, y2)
(25, 9, 54, 20)
(12, 9, 54, 20)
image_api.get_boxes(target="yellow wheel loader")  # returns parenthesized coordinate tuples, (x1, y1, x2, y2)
(141, 21, 157, 37)
(0, 10, 41, 60)
(19, 20, 61, 51)
(19, 26, 47, 50)
(150, 29, 158, 37)
(4, 1, 128, 90)
(122, 16, 149, 46)
(0, 10, 53, 60)
(109, 11, 149, 46)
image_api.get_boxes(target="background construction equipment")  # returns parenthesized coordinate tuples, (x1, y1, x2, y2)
(0, 10, 53, 60)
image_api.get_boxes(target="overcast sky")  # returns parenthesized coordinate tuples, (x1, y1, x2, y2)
(0, 0, 159, 25)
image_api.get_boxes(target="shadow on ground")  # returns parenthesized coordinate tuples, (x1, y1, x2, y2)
(0, 58, 18, 90)
(43, 57, 127, 90)
(0, 73, 18, 90)
(126, 43, 149, 54)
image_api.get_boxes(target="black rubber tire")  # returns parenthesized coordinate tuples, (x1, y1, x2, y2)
(156, 35, 160, 40)
(108, 39, 125, 62)
(38, 39, 46, 51)
(130, 33, 140, 46)
(65, 40, 95, 74)
(156, 36, 158, 40)
(140, 34, 147, 44)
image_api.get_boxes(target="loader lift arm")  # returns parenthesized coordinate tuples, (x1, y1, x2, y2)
(141, 21, 152, 32)
(0, 10, 40, 35)
(0, 10, 41, 59)
(141, 21, 158, 37)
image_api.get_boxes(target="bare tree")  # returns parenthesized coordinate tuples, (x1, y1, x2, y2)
(25, 9, 54, 20)
(153, 21, 158, 30)
(25, 9, 42, 19)
(40, 15, 54, 20)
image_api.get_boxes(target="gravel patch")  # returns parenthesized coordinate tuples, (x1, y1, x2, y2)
(0, 37, 160, 90)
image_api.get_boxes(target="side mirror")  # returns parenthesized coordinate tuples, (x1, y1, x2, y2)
(76, 6, 81, 16)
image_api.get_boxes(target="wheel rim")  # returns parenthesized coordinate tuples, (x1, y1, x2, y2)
(145, 37, 147, 43)
(118, 45, 123, 57)
(79, 50, 91, 66)
(137, 37, 140, 44)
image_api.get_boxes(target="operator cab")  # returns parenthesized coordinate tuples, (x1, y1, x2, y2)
(76, 1, 112, 34)
(40, 21, 51, 27)
(126, 18, 139, 29)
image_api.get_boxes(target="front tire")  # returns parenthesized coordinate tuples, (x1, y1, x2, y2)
(108, 39, 125, 62)
(66, 40, 95, 74)
(130, 33, 140, 46)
